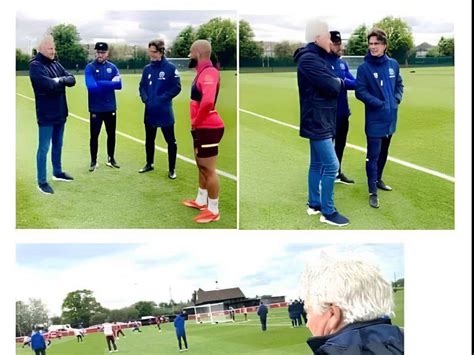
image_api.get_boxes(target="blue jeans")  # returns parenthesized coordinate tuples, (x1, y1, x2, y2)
(308, 138, 339, 215)
(36, 123, 65, 184)
(366, 135, 392, 194)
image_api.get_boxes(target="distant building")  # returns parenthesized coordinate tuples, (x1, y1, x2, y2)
(195, 287, 246, 306)
(260, 295, 286, 305)
(415, 42, 435, 57)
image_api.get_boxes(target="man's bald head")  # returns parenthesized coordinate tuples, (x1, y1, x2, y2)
(190, 39, 212, 60)
(38, 35, 56, 60)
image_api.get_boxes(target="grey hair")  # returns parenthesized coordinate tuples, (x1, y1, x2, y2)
(300, 252, 394, 325)
(37, 34, 55, 51)
(305, 18, 329, 43)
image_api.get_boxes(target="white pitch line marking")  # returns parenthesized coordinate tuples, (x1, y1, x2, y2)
(240, 108, 454, 183)
(17, 93, 237, 181)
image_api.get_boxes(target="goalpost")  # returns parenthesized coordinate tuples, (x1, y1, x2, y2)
(166, 58, 192, 72)
(341, 55, 364, 76)
(193, 303, 233, 324)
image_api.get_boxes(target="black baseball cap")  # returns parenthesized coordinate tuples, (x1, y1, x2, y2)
(94, 42, 108, 51)
(330, 31, 342, 43)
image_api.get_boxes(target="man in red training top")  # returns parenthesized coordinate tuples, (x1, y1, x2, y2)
(182, 40, 225, 224)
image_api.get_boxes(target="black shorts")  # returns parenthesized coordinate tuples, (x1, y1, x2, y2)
(192, 128, 224, 158)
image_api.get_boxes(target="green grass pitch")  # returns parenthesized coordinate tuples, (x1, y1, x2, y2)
(16, 71, 236, 228)
(239, 67, 454, 229)
(15, 299, 404, 354)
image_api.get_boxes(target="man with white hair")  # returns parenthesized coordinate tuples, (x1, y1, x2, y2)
(301, 254, 404, 354)
(293, 19, 349, 226)
(29, 34, 76, 194)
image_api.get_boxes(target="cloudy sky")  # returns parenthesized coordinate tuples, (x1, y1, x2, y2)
(16, 10, 236, 53)
(17, 241, 403, 317)
(16, 10, 453, 54)
(241, 15, 454, 46)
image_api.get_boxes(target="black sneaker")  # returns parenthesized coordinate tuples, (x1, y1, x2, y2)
(335, 172, 355, 185)
(89, 162, 98, 172)
(106, 157, 120, 169)
(168, 170, 177, 180)
(369, 193, 380, 208)
(139, 164, 154, 173)
(320, 211, 350, 227)
(376, 180, 392, 191)
(306, 203, 321, 216)
(38, 182, 54, 194)
(52, 172, 74, 181)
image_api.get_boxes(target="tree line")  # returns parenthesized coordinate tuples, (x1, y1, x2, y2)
(16, 18, 254, 70)
(16, 289, 192, 337)
(15, 17, 454, 71)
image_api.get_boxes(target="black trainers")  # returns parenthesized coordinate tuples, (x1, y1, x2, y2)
(376, 180, 392, 191)
(139, 164, 154, 173)
(335, 172, 355, 185)
(320, 211, 350, 227)
(89, 162, 98, 172)
(369, 193, 380, 208)
(168, 170, 177, 180)
(106, 157, 120, 169)
(306, 203, 321, 216)
(52, 172, 74, 181)
(38, 182, 54, 194)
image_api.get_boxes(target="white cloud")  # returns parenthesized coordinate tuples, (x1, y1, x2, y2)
(242, 15, 454, 46)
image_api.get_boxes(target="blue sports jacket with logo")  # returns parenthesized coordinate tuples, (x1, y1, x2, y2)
(85, 60, 122, 113)
(355, 53, 403, 137)
(139, 58, 181, 127)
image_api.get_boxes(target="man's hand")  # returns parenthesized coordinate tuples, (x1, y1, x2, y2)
(59, 76, 76, 87)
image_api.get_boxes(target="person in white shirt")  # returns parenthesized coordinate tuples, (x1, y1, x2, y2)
(73, 328, 84, 342)
(102, 322, 118, 353)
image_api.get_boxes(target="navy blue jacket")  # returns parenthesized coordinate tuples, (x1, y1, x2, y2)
(307, 318, 404, 355)
(139, 58, 181, 127)
(31, 332, 46, 350)
(355, 53, 403, 138)
(173, 314, 186, 336)
(257, 304, 268, 318)
(294, 43, 342, 140)
(329, 55, 356, 120)
(85, 60, 122, 112)
(29, 53, 76, 126)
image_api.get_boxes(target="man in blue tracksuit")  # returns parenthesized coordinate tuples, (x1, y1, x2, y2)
(85, 42, 122, 172)
(257, 302, 268, 331)
(139, 39, 181, 179)
(355, 29, 403, 208)
(329, 31, 356, 185)
(31, 329, 47, 355)
(294, 18, 349, 227)
(173, 311, 188, 351)
(29, 35, 76, 195)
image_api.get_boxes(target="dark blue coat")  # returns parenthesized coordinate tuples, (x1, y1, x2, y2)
(329, 55, 356, 120)
(307, 318, 404, 355)
(257, 304, 268, 318)
(139, 59, 181, 127)
(355, 53, 403, 138)
(294, 43, 342, 140)
(174, 314, 186, 336)
(30, 332, 46, 350)
(85, 60, 122, 113)
(29, 53, 76, 126)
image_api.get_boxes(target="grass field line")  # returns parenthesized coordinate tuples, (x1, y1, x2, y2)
(16, 93, 237, 181)
(240, 108, 455, 183)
